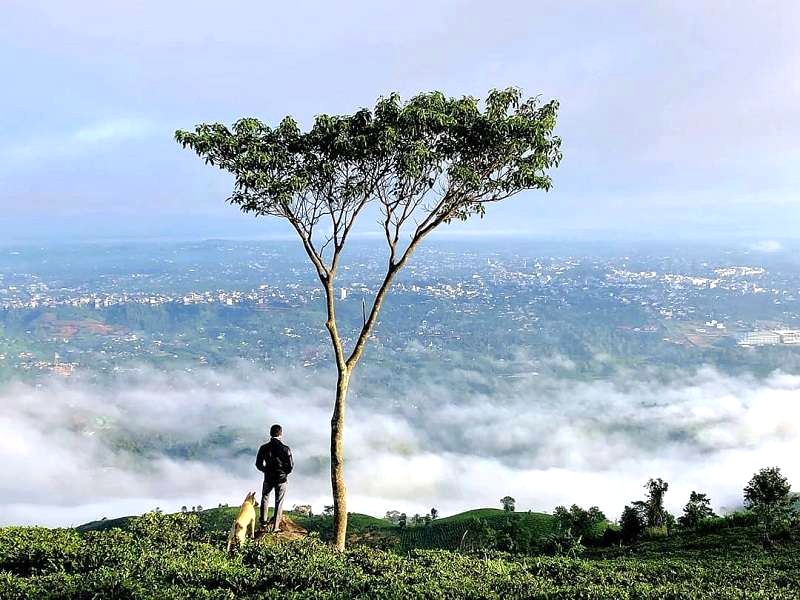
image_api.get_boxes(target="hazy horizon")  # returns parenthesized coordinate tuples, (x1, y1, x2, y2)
(1, 223, 799, 247)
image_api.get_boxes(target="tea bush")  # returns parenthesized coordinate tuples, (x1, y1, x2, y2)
(1, 512, 799, 599)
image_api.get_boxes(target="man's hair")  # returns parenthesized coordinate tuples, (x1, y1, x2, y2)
(270, 424, 283, 438)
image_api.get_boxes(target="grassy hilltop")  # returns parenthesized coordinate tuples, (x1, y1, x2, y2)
(76, 506, 557, 553)
(2, 505, 800, 599)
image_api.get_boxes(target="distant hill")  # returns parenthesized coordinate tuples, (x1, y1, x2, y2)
(76, 505, 557, 552)
(74, 499, 800, 560)
(400, 509, 555, 552)
(433, 508, 510, 523)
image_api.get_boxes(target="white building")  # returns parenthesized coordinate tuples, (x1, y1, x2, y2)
(776, 330, 800, 345)
(738, 331, 781, 346)
(737, 329, 800, 346)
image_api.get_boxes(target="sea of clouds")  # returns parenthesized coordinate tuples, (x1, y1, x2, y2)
(2, 363, 798, 526)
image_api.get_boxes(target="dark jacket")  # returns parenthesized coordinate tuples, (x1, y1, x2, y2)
(255, 438, 294, 483)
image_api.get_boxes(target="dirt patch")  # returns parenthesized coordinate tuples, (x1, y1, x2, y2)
(50, 319, 120, 339)
(254, 516, 308, 543)
(84, 321, 116, 334)
(56, 324, 79, 338)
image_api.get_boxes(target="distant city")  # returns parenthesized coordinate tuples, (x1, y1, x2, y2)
(1, 239, 799, 386)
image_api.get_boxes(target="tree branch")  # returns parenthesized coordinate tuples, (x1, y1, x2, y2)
(285, 213, 329, 282)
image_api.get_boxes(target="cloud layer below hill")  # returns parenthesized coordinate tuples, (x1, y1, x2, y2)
(2, 365, 798, 526)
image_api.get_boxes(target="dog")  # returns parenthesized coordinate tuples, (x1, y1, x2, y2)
(227, 491, 257, 552)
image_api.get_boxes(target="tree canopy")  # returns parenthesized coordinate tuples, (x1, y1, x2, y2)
(744, 466, 794, 544)
(175, 88, 561, 285)
(678, 491, 716, 528)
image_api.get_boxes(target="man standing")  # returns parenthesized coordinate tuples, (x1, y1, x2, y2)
(255, 424, 293, 532)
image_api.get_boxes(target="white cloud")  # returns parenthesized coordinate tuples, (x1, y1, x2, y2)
(71, 119, 154, 144)
(750, 240, 783, 253)
(1, 365, 798, 527)
(0, 117, 155, 165)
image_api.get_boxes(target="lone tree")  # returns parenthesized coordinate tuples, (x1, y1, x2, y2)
(643, 478, 669, 528)
(384, 510, 402, 524)
(500, 496, 516, 512)
(619, 503, 646, 542)
(176, 88, 561, 549)
(744, 466, 793, 546)
(678, 491, 716, 528)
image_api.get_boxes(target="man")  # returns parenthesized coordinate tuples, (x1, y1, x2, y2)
(255, 424, 294, 532)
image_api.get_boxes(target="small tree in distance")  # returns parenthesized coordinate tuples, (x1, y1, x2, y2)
(501, 496, 516, 512)
(678, 491, 716, 528)
(384, 510, 402, 524)
(176, 88, 562, 549)
(644, 478, 669, 528)
(744, 466, 793, 546)
(292, 504, 313, 517)
(620, 504, 646, 542)
(553, 504, 607, 540)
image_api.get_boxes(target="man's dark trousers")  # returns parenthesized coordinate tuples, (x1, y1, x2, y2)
(261, 480, 287, 530)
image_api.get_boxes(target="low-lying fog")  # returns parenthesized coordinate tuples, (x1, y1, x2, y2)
(2, 361, 798, 526)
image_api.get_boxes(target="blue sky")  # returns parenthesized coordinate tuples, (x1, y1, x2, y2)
(1, 1, 798, 242)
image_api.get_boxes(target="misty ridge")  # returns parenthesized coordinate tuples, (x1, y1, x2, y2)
(2, 356, 797, 527)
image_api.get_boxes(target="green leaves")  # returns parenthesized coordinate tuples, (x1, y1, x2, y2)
(744, 467, 795, 542)
(175, 87, 562, 229)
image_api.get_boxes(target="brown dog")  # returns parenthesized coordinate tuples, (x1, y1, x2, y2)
(227, 491, 257, 551)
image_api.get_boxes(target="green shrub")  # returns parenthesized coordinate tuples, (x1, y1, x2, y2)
(1, 522, 800, 598)
(127, 511, 203, 546)
(643, 525, 669, 539)
(0, 527, 85, 576)
(538, 529, 586, 557)
(686, 512, 758, 537)
(726, 510, 758, 528)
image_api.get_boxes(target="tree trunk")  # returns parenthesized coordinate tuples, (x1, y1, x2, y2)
(331, 368, 350, 550)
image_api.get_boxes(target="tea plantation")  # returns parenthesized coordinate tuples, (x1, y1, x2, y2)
(2, 509, 800, 599)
